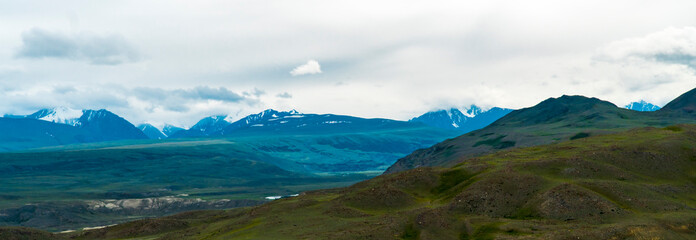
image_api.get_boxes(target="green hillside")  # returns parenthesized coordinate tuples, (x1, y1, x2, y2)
(29, 124, 695, 239)
(386, 90, 696, 173)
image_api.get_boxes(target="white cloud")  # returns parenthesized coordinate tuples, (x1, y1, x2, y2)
(290, 60, 322, 76)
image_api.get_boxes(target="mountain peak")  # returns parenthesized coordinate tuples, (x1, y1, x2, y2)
(493, 95, 617, 126)
(545, 95, 615, 108)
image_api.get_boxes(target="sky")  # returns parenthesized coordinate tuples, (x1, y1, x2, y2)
(1, 0, 696, 128)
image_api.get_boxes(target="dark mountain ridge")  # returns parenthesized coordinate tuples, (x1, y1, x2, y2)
(386, 89, 696, 173)
(661, 87, 696, 114)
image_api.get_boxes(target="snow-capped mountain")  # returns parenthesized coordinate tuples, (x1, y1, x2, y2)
(625, 100, 660, 112)
(21, 108, 147, 141)
(26, 107, 84, 126)
(138, 123, 167, 139)
(410, 105, 513, 132)
(0, 108, 147, 151)
(462, 105, 484, 118)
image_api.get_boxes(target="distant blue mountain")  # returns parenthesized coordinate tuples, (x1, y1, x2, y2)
(170, 115, 233, 138)
(217, 109, 427, 136)
(138, 124, 167, 139)
(625, 100, 660, 111)
(77, 110, 148, 141)
(0, 108, 147, 151)
(162, 124, 184, 137)
(409, 105, 513, 133)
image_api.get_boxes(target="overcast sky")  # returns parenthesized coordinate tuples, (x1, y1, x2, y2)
(1, 0, 696, 128)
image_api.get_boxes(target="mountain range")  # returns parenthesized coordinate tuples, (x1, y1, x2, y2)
(0, 99, 660, 151)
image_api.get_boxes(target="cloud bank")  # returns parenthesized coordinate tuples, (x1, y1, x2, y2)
(132, 86, 259, 112)
(2, 1, 696, 125)
(596, 27, 696, 68)
(15, 28, 141, 65)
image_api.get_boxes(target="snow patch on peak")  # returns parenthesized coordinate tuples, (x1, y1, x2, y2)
(463, 105, 483, 118)
(445, 108, 454, 118)
(36, 107, 83, 126)
(223, 115, 236, 123)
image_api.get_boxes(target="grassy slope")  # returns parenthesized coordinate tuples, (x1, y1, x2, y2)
(37, 124, 696, 240)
